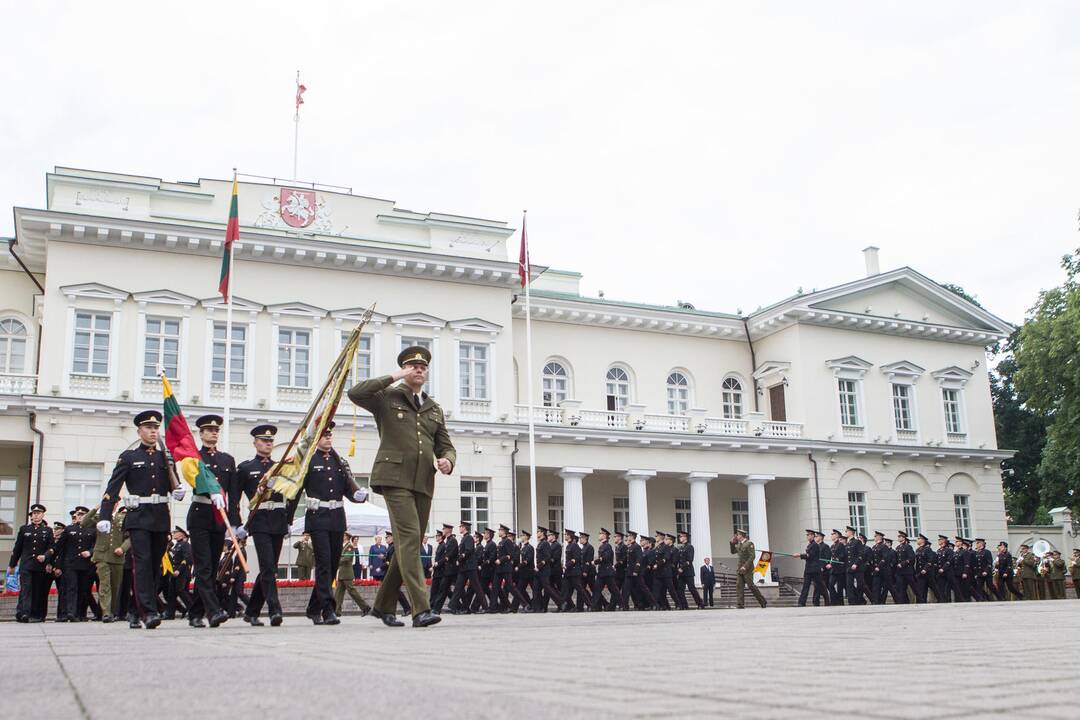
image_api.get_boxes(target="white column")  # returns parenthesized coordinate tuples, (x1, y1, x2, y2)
(622, 469, 655, 536)
(558, 466, 591, 532)
(741, 474, 775, 584)
(686, 472, 716, 564)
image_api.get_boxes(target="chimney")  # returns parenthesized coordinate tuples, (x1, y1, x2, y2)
(863, 246, 880, 277)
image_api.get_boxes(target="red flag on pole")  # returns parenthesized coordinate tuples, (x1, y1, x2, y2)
(218, 176, 239, 300)
(518, 212, 529, 288)
(295, 80, 307, 112)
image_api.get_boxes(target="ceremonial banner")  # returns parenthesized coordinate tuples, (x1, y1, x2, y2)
(753, 550, 773, 579)
(218, 176, 239, 300)
(162, 375, 222, 497)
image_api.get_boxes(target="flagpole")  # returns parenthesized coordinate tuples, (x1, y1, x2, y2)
(293, 70, 300, 179)
(222, 169, 237, 452)
(522, 211, 539, 546)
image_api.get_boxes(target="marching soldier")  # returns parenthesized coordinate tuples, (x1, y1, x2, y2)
(623, 531, 655, 610)
(165, 527, 192, 618)
(993, 541, 1022, 601)
(795, 528, 829, 607)
(239, 424, 295, 627)
(302, 422, 368, 625)
(1017, 544, 1038, 599)
(347, 345, 456, 629)
(97, 410, 179, 629)
(7, 503, 53, 622)
(548, 528, 564, 598)
(579, 530, 595, 608)
(880, 536, 899, 604)
(562, 529, 586, 611)
(334, 534, 372, 616)
(810, 531, 829, 606)
(1069, 549, 1080, 599)
(730, 528, 766, 609)
(514, 529, 536, 612)
(1049, 551, 1066, 600)
(649, 530, 674, 610)
(81, 505, 127, 621)
(827, 530, 847, 606)
(972, 538, 994, 601)
(913, 533, 935, 603)
(48, 506, 97, 621)
(893, 532, 915, 604)
(293, 533, 314, 580)
(429, 523, 452, 612)
(185, 414, 235, 628)
(448, 521, 486, 614)
(534, 526, 563, 612)
(844, 527, 866, 605)
(613, 531, 627, 600)
(676, 530, 705, 609)
(590, 528, 618, 611)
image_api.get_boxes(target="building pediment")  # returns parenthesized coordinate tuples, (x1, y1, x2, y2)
(330, 307, 389, 324)
(132, 289, 198, 307)
(931, 366, 974, 387)
(390, 312, 446, 329)
(879, 360, 926, 380)
(267, 302, 327, 319)
(60, 282, 129, 302)
(448, 317, 503, 334)
(200, 295, 265, 313)
(752, 361, 791, 382)
(825, 356, 873, 378)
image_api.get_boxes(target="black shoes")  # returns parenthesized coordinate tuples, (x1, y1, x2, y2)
(102, 615, 115, 624)
(129, 616, 142, 629)
(208, 610, 228, 628)
(412, 611, 442, 628)
(243, 615, 265, 627)
(371, 608, 404, 627)
(269, 613, 283, 627)
(189, 617, 206, 628)
(15, 614, 28, 623)
(322, 611, 341, 626)
(307, 613, 324, 625)
(144, 612, 162, 630)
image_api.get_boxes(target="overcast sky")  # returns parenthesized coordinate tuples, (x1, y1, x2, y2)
(4, 1, 1079, 326)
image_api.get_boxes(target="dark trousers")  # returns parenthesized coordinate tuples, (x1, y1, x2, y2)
(165, 571, 192, 616)
(621, 574, 655, 609)
(913, 574, 931, 603)
(703, 584, 715, 607)
(496, 573, 528, 609)
(63, 568, 92, 619)
(188, 527, 225, 619)
(893, 574, 913, 604)
(246, 533, 284, 618)
(16, 570, 50, 620)
(830, 573, 846, 605)
(534, 573, 564, 610)
(799, 572, 830, 607)
(591, 575, 619, 610)
(513, 575, 535, 610)
(676, 575, 701, 608)
(975, 574, 993, 601)
(995, 575, 1023, 600)
(845, 572, 867, 605)
(450, 569, 488, 611)
(307, 529, 344, 617)
(128, 529, 167, 619)
(651, 576, 679, 610)
(429, 573, 449, 610)
(564, 575, 587, 609)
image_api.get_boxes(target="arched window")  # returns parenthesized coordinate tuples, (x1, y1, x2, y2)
(722, 377, 743, 419)
(666, 371, 690, 415)
(0, 318, 27, 374)
(605, 366, 630, 411)
(542, 361, 569, 407)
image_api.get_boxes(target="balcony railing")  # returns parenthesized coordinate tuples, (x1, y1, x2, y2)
(703, 417, 749, 435)
(760, 421, 804, 439)
(458, 398, 491, 420)
(895, 428, 919, 444)
(0, 374, 36, 395)
(511, 405, 802, 439)
(515, 405, 564, 425)
(643, 413, 690, 432)
(578, 408, 629, 429)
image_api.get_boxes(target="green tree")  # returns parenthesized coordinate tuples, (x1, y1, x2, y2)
(1013, 248, 1080, 518)
(991, 335, 1046, 523)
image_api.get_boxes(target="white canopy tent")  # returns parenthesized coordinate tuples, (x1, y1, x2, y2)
(289, 501, 392, 537)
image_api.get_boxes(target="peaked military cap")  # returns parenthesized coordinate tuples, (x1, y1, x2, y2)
(397, 345, 431, 367)
(884, 538, 893, 545)
(385, 530, 393, 536)
(599, 527, 611, 535)
(626, 530, 638, 537)
(805, 528, 817, 534)
(134, 409, 162, 427)
(917, 534, 929, 542)
(974, 537, 986, 543)
(68, 510, 77, 518)
(30, 503, 46, 512)
(321, 421, 336, 434)
(579, 530, 590, 537)
(441, 523, 454, 530)
(858, 533, 867, 542)
(613, 530, 624, 537)
(666, 533, 677, 541)
(654, 529, 665, 536)
(536, 526, 549, 534)
(195, 414, 224, 429)
(459, 520, 471, 528)
(873, 530, 885, 538)
(678, 529, 689, 537)
(499, 524, 511, 533)
(845, 525, 856, 533)
(814, 530, 825, 537)
(831, 528, 842, 535)
(251, 424, 277, 439)
(897, 530, 908, 538)
(482, 527, 494, 535)
(520, 529, 531, 537)
(74, 506, 89, 514)
(734, 528, 747, 536)
(53, 521, 67, 530)
(997, 540, 1008, 548)
(938, 534, 949, 541)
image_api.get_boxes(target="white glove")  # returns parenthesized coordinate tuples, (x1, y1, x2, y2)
(233, 526, 248, 541)
(353, 488, 368, 503)
(172, 486, 186, 501)
(211, 494, 225, 510)
(97, 520, 111, 533)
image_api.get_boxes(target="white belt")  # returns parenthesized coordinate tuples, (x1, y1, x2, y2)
(258, 501, 287, 511)
(307, 499, 343, 510)
(123, 494, 169, 507)
(191, 495, 213, 505)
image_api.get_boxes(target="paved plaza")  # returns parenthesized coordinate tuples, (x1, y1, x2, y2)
(4, 601, 1079, 719)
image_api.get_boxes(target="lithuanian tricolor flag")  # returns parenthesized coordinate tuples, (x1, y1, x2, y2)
(218, 175, 239, 300)
(162, 375, 222, 496)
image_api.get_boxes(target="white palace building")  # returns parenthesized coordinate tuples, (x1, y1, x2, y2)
(0, 167, 1016, 577)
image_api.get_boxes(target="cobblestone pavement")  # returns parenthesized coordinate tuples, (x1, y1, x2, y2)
(4, 600, 1079, 719)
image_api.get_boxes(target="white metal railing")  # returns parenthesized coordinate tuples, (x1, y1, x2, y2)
(643, 413, 690, 432)
(578, 408, 629, 429)
(761, 421, 803, 438)
(515, 404, 564, 425)
(0, 374, 36, 395)
(703, 417, 749, 435)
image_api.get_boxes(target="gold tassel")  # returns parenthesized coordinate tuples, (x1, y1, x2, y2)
(348, 346, 359, 457)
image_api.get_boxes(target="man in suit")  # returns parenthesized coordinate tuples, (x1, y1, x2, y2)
(420, 534, 433, 580)
(348, 345, 455, 629)
(699, 557, 716, 608)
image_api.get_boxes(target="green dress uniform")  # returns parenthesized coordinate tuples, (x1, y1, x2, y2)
(729, 536, 766, 609)
(293, 538, 315, 580)
(1049, 555, 1066, 599)
(1069, 555, 1080, 599)
(348, 364, 457, 622)
(81, 507, 127, 618)
(1018, 550, 1038, 599)
(334, 543, 372, 615)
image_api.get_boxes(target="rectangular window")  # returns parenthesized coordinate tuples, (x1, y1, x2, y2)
(847, 491, 868, 537)
(0, 477, 17, 537)
(144, 317, 181, 379)
(675, 498, 691, 535)
(212, 322, 246, 384)
(892, 384, 914, 431)
(460, 478, 489, 528)
(459, 342, 489, 400)
(954, 494, 971, 537)
(838, 379, 861, 427)
(72, 312, 111, 375)
(731, 499, 749, 533)
(277, 328, 311, 388)
(943, 389, 963, 434)
(64, 463, 103, 512)
(547, 495, 564, 536)
(341, 331, 372, 388)
(613, 497, 629, 535)
(902, 493, 921, 538)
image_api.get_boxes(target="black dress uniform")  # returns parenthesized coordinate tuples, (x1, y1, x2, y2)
(829, 538, 848, 605)
(550, 536, 563, 595)
(651, 537, 679, 610)
(515, 536, 536, 611)
(973, 541, 994, 601)
(562, 535, 586, 611)
(677, 537, 704, 609)
(48, 513, 97, 620)
(165, 531, 193, 617)
(913, 538, 935, 603)
(240, 426, 296, 626)
(533, 532, 563, 611)
(894, 536, 915, 604)
(579, 537, 596, 608)
(302, 442, 363, 623)
(494, 530, 516, 610)
(7, 508, 53, 622)
(880, 540, 898, 604)
(621, 537, 655, 610)
(449, 528, 486, 612)
(429, 530, 448, 610)
(432, 529, 458, 612)
(614, 537, 628, 592)
(100, 414, 172, 627)
(185, 440, 236, 626)
(590, 534, 618, 610)
(844, 532, 867, 605)
(994, 545, 1022, 600)
(796, 531, 829, 607)
(935, 540, 957, 602)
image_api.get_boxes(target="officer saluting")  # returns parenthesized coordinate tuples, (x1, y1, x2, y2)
(97, 410, 178, 629)
(239, 424, 295, 627)
(8, 503, 53, 622)
(347, 345, 456, 629)
(303, 421, 368, 625)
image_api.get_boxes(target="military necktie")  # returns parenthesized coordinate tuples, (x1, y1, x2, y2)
(414, 394, 422, 411)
